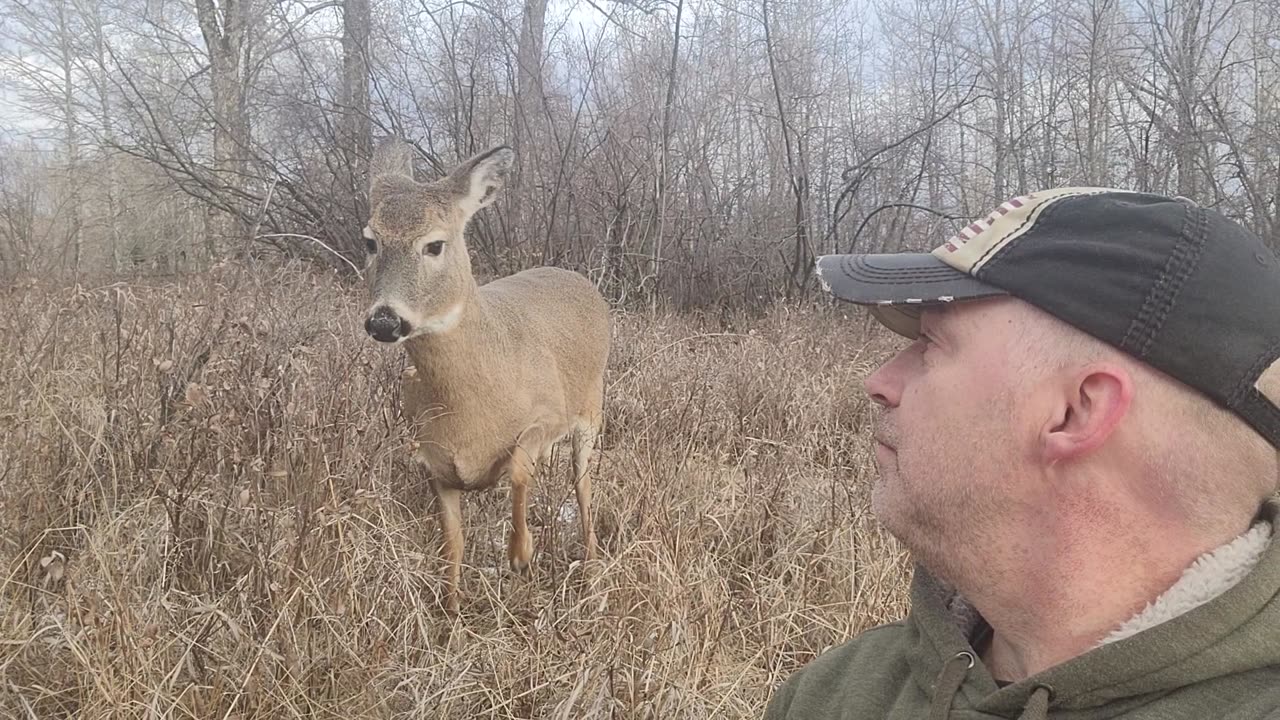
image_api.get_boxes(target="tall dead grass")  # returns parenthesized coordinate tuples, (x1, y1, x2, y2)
(0, 264, 911, 719)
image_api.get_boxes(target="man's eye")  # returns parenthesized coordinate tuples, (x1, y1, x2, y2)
(365, 237, 377, 254)
(424, 240, 445, 257)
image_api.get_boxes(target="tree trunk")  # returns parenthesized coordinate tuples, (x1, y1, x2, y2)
(762, 0, 811, 299)
(653, 0, 684, 305)
(80, 0, 124, 273)
(990, 0, 1008, 202)
(1170, 0, 1205, 199)
(55, 0, 82, 275)
(195, 0, 251, 258)
(512, 0, 548, 248)
(341, 0, 372, 260)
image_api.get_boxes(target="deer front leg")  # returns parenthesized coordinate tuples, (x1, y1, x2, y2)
(430, 477, 464, 614)
(507, 449, 535, 575)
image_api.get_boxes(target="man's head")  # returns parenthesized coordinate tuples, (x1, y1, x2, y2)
(818, 188, 1280, 583)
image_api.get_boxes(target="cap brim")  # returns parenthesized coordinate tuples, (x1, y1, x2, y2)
(815, 253, 1009, 338)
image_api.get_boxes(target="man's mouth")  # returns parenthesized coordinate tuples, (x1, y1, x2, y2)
(872, 425, 897, 451)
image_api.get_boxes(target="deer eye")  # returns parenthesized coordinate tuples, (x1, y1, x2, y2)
(424, 240, 445, 257)
(364, 237, 377, 254)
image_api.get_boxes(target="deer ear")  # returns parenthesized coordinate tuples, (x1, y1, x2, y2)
(369, 137, 416, 201)
(449, 146, 514, 218)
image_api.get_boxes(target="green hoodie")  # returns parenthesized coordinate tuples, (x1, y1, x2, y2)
(764, 501, 1280, 719)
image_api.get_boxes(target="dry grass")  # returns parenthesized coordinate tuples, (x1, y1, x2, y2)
(0, 263, 911, 719)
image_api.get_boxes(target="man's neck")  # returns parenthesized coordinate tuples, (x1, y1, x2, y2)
(969, 501, 1252, 681)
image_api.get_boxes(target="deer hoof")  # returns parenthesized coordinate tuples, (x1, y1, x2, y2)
(508, 531, 534, 575)
(444, 589, 461, 616)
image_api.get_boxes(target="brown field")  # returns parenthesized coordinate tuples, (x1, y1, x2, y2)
(0, 264, 911, 719)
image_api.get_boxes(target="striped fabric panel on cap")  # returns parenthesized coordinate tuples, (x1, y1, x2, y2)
(931, 187, 1117, 275)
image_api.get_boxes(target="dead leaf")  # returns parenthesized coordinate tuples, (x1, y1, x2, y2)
(184, 382, 208, 406)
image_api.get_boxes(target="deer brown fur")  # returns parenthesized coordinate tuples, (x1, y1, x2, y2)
(361, 138, 611, 614)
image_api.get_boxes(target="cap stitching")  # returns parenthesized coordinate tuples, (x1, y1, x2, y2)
(844, 256, 970, 281)
(1228, 340, 1280, 447)
(1236, 388, 1280, 448)
(840, 275, 989, 286)
(844, 269, 964, 280)
(1230, 340, 1280, 409)
(1120, 203, 1207, 358)
(847, 267, 964, 280)
(1149, 204, 1208, 354)
(1151, 205, 1209, 355)
(849, 255, 954, 273)
(1123, 258, 1172, 357)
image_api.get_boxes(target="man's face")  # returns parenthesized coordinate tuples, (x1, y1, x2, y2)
(863, 298, 1039, 579)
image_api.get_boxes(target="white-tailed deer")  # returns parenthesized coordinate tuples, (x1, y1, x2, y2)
(361, 138, 611, 614)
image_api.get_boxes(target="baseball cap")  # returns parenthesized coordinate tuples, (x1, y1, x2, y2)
(815, 186, 1280, 448)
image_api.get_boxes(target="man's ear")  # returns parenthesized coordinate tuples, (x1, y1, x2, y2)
(1041, 363, 1134, 463)
(448, 145, 515, 219)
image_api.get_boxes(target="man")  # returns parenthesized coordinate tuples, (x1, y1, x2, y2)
(765, 188, 1280, 719)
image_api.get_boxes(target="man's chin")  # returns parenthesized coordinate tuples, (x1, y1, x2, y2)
(869, 481, 922, 544)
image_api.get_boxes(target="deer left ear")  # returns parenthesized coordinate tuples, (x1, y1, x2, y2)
(450, 146, 514, 218)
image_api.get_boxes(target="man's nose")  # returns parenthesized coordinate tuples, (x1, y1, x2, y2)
(863, 354, 906, 408)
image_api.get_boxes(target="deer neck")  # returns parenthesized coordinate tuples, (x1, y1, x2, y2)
(402, 281, 490, 393)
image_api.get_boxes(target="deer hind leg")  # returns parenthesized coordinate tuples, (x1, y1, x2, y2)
(571, 422, 600, 562)
(507, 446, 537, 575)
(429, 477, 465, 615)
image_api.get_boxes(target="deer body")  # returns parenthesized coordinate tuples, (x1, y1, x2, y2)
(362, 139, 611, 613)
(403, 267, 609, 490)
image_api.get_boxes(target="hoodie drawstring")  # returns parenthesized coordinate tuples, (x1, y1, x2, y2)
(928, 651, 1054, 720)
(1017, 685, 1052, 720)
(928, 651, 974, 720)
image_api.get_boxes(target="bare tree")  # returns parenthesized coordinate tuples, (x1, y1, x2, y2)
(5, 0, 85, 273)
(194, 0, 253, 256)
(511, 0, 548, 235)
(2, 0, 1277, 296)
(339, 0, 372, 257)
(1124, 0, 1243, 199)
(1068, 0, 1122, 184)
(761, 0, 812, 298)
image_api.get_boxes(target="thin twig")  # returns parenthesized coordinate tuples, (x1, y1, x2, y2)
(255, 233, 364, 277)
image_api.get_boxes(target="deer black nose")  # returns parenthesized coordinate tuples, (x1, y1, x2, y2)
(365, 306, 412, 343)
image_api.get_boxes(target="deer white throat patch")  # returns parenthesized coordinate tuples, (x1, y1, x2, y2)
(417, 303, 464, 335)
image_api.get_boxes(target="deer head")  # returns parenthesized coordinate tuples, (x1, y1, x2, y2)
(362, 138, 514, 343)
